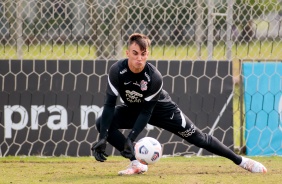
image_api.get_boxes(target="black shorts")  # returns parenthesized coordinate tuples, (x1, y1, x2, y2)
(106, 103, 196, 139)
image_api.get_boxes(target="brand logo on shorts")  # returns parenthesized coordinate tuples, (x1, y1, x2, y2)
(178, 124, 196, 137)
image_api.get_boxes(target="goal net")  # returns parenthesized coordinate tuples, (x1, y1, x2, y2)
(0, 0, 281, 157)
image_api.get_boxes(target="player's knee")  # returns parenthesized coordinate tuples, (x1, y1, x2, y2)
(191, 131, 211, 148)
(196, 135, 206, 147)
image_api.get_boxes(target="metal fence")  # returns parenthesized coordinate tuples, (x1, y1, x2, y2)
(0, 0, 281, 61)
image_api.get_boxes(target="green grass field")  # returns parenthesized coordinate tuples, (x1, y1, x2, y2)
(1, 156, 282, 184)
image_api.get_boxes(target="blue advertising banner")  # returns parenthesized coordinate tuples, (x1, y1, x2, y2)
(243, 62, 282, 156)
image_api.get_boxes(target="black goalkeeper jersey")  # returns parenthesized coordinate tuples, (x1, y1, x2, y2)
(99, 59, 177, 140)
(108, 59, 162, 106)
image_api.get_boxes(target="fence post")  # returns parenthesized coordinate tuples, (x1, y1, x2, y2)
(16, 0, 23, 59)
(207, 0, 214, 60)
(226, 0, 234, 61)
(196, 0, 204, 59)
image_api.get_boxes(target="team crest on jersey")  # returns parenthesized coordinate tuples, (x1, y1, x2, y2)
(140, 80, 148, 91)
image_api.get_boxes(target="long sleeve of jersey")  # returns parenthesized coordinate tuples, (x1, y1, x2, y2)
(99, 93, 117, 139)
(127, 100, 158, 141)
(98, 65, 119, 139)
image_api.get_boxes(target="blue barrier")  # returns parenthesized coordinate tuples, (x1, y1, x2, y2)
(243, 62, 282, 156)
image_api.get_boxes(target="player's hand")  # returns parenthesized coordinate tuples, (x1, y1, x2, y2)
(120, 137, 135, 159)
(91, 138, 108, 162)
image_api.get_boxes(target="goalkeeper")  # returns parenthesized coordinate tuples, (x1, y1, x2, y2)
(91, 33, 267, 175)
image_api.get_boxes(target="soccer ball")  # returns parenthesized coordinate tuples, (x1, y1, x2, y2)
(134, 137, 162, 165)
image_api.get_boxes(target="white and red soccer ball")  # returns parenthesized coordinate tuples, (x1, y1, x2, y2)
(134, 137, 162, 165)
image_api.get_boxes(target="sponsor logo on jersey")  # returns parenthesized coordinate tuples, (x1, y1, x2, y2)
(178, 124, 196, 137)
(120, 68, 127, 74)
(125, 90, 143, 103)
(140, 80, 148, 91)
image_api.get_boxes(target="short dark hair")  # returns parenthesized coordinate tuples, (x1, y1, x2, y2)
(128, 33, 151, 51)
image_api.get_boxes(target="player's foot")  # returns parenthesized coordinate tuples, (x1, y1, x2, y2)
(240, 157, 267, 173)
(118, 160, 148, 176)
